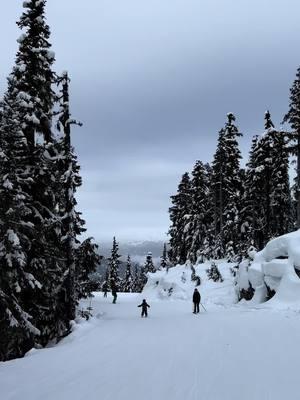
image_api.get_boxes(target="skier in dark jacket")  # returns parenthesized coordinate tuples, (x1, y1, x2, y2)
(102, 282, 108, 298)
(193, 288, 201, 314)
(111, 286, 117, 304)
(138, 299, 150, 317)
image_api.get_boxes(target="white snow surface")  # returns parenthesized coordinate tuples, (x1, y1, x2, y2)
(2, 261, 300, 399)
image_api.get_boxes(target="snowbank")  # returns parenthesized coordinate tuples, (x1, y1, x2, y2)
(237, 230, 300, 308)
(142, 266, 191, 301)
(142, 231, 300, 310)
(142, 261, 238, 307)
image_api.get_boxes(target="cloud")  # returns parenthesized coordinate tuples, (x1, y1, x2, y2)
(1, 0, 300, 241)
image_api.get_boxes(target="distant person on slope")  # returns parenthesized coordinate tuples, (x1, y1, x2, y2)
(138, 299, 150, 317)
(193, 288, 201, 314)
(102, 282, 108, 298)
(111, 286, 117, 304)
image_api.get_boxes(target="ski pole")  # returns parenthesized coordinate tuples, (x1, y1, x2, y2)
(200, 303, 207, 312)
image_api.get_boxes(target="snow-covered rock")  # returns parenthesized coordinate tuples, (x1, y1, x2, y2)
(142, 265, 192, 301)
(262, 259, 289, 278)
(248, 261, 264, 288)
(237, 230, 300, 308)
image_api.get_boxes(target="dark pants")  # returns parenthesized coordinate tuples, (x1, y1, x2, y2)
(113, 295, 117, 304)
(193, 302, 200, 313)
(104, 291, 107, 298)
(141, 309, 148, 317)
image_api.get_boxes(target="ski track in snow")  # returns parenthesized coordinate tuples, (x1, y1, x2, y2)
(1, 292, 300, 400)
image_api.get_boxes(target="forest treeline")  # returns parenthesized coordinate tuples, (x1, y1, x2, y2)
(99, 237, 168, 293)
(168, 82, 300, 265)
(0, 1, 100, 361)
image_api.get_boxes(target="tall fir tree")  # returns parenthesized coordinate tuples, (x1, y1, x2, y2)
(55, 71, 85, 322)
(187, 161, 211, 263)
(168, 172, 192, 264)
(0, 0, 61, 353)
(123, 255, 133, 292)
(14, 0, 56, 149)
(242, 111, 292, 251)
(283, 66, 300, 228)
(132, 264, 143, 293)
(160, 243, 168, 269)
(211, 113, 242, 259)
(0, 0, 90, 359)
(240, 135, 260, 253)
(108, 237, 121, 291)
(268, 115, 293, 237)
(139, 265, 148, 289)
(9, 0, 65, 346)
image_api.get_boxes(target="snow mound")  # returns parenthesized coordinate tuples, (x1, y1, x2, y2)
(142, 261, 238, 307)
(237, 230, 300, 308)
(142, 266, 192, 301)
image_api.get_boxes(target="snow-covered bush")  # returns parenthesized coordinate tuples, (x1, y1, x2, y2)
(190, 264, 201, 286)
(206, 262, 224, 282)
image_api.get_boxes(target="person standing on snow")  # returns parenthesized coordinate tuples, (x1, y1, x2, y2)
(193, 288, 201, 314)
(111, 286, 117, 304)
(102, 282, 108, 298)
(138, 299, 150, 317)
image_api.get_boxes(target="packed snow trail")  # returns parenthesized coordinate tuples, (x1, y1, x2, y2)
(1, 293, 300, 400)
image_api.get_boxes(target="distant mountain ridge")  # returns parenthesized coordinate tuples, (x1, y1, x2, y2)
(91, 240, 166, 285)
(99, 240, 166, 260)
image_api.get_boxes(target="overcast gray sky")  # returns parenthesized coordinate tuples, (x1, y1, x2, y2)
(1, 1, 299, 243)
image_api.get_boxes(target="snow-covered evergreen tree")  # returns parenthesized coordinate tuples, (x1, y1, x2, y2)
(137, 252, 156, 290)
(242, 111, 292, 250)
(239, 135, 260, 254)
(55, 71, 85, 321)
(6, 0, 64, 346)
(168, 172, 192, 264)
(0, 0, 89, 359)
(187, 161, 211, 263)
(75, 238, 101, 299)
(123, 255, 133, 292)
(132, 264, 143, 293)
(283, 66, 300, 228)
(0, 84, 40, 360)
(211, 113, 242, 259)
(139, 265, 148, 289)
(160, 243, 168, 269)
(144, 252, 156, 273)
(0, 0, 63, 352)
(206, 262, 223, 282)
(14, 0, 56, 148)
(269, 119, 293, 237)
(108, 237, 121, 291)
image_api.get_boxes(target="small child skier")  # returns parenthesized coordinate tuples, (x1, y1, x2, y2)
(138, 299, 150, 317)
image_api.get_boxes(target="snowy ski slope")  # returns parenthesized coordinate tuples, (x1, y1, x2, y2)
(1, 261, 300, 400)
